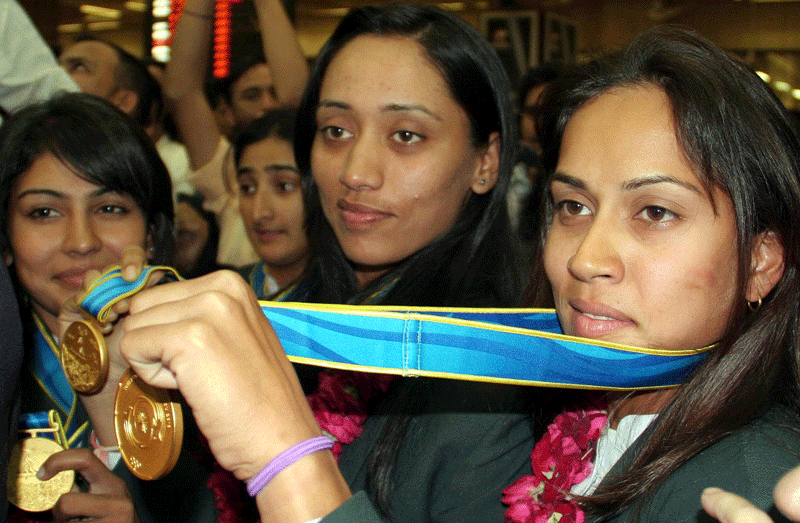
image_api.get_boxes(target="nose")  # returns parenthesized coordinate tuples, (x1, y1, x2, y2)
(339, 132, 383, 192)
(566, 214, 624, 284)
(63, 213, 101, 256)
(251, 185, 275, 222)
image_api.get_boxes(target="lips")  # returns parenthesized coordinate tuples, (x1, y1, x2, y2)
(336, 199, 391, 228)
(568, 299, 635, 338)
(254, 228, 284, 243)
(54, 268, 97, 289)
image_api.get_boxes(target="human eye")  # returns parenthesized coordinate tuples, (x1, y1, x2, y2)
(97, 204, 130, 215)
(276, 181, 298, 193)
(239, 180, 257, 196)
(27, 207, 60, 219)
(273, 172, 301, 194)
(319, 126, 353, 141)
(391, 130, 423, 145)
(556, 199, 590, 217)
(241, 88, 261, 102)
(637, 205, 679, 224)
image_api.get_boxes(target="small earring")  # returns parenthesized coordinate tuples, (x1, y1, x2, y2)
(479, 179, 486, 185)
(747, 298, 762, 312)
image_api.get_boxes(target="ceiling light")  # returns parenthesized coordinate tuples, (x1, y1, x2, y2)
(125, 1, 147, 12)
(58, 23, 83, 33)
(792, 89, 800, 101)
(87, 20, 121, 31)
(773, 80, 791, 92)
(80, 4, 122, 19)
(756, 71, 771, 83)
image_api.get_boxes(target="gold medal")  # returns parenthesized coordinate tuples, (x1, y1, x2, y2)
(7, 437, 74, 512)
(60, 319, 108, 394)
(114, 369, 183, 480)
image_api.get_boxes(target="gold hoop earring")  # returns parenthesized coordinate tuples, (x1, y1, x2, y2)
(747, 298, 762, 312)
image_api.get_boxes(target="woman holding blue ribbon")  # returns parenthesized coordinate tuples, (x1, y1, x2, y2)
(502, 26, 800, 522)
(76, 4, 533, 523)
(98, 23, 800, 523)
(0, 93, 173, 521)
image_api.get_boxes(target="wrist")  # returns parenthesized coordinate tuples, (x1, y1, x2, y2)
(254, 448, 351, 522)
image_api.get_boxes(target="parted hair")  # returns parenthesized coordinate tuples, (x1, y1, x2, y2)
(531, 25, 800, 518)
(0, 92, 174, 264)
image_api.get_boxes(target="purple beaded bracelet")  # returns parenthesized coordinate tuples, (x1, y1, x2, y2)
(246, 436, 335, 497)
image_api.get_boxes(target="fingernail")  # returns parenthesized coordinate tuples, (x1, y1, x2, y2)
(123, 265, 137, 281)
(36, 466, 46, 480)
(702, 487, 721, 497)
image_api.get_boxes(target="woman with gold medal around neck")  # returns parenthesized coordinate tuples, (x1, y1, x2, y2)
(69, 4, 532, 523)
(0, 93, 174, 522)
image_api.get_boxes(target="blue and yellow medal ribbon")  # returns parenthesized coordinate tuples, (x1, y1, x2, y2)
(79, 266, 712, 391)
(27, 314, 89, 448)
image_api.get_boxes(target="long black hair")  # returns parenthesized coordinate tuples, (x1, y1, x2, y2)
(289, 4, 523, 515)
(532, 26, 800, 518)
(292, 3, 521, 308)
(0, 92, 175, 264)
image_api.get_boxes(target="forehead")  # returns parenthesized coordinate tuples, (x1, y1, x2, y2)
(61, 40, 119, 68)
(240, 136, 295, 162)
(232, 63, 273, 92)
(13, 152, 90, 190)
(320, 35, 452, 106)
(560, 87, 684, 176)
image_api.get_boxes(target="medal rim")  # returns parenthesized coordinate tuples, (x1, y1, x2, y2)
(7, 437, 75, 512)
(113, 369, 183, 480)
(60, 319, 109, 394)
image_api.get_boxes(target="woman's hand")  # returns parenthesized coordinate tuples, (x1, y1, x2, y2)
(57, 245, 155, 447)
(38, 448, 139, 523)
(702, 465, 800, 523)
(118, 270, 350, 521)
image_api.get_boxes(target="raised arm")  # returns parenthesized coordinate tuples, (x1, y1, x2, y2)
(255, 0, 309, 106)
(163, 0, 221, 171)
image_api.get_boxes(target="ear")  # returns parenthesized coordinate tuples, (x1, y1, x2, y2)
(213, 100, 236, 136)
(471, 132, 500, 195)
(110, 89, 140, 118)
(146, 227, 155, 262)
(746, 230, 785, 303)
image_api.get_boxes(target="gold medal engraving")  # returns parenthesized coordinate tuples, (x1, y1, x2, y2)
(114, 369, 183, 480)
(7, 438, 74, 512)
(60, 320, 108, 394)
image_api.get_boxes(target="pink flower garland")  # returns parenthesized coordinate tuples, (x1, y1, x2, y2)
(307, 370, 394, 460)
(503, 403, 608, 523)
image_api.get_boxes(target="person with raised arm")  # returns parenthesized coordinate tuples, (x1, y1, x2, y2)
(164, 0, 308, 268)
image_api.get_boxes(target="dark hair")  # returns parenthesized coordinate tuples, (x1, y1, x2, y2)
(233, 107, 297, 168)
(209, 53, 271, 108)
(518, 62, 562, 112)
(0, 92, 175, 264)
(291, 4, 522, 515)
(176, 192, 220, 278)
(294, 3, 521, 308)
(72, 35, 156, 128)
(531, 26, 800, 517)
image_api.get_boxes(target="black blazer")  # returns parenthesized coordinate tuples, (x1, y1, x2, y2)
(591, 405, 800, 523)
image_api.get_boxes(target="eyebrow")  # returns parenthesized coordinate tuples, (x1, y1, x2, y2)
(237, 164, 299, 177)
(551, 172, 704, 196)
(16, 187, 114, 200)
(317, 99, 442, 121)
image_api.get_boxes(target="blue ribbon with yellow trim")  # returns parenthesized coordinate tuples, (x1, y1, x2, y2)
(26, 316, 89, 448)
(79, 267, 712, 390)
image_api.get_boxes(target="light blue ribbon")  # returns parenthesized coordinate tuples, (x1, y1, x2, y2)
(79, 267, 712, 390)
(26, 318, 88, 447)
